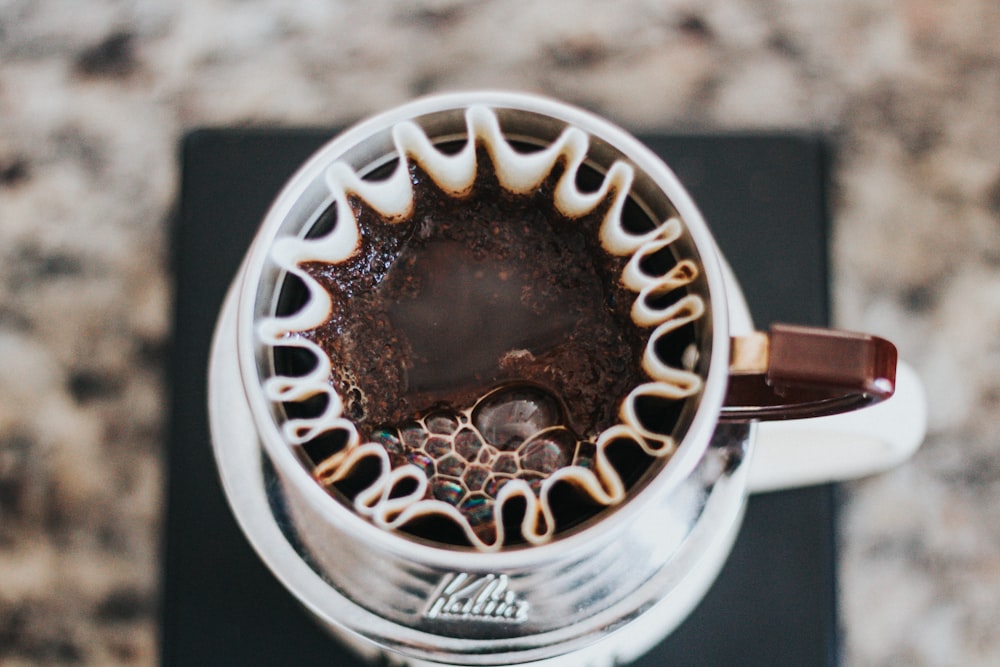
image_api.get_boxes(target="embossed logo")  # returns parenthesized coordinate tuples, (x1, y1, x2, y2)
(423, 573, 529, 623)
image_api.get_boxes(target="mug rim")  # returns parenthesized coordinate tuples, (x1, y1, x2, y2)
(234, 89, 732, 570)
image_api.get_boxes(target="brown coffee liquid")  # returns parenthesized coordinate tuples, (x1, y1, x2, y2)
(279, 145, 689, 546)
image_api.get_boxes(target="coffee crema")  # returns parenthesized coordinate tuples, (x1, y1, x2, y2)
(259, 107, 706, 550)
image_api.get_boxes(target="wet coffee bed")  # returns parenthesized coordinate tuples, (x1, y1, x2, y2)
(292, 150, 650, 444)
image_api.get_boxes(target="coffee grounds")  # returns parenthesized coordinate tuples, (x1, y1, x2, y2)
(295, 148, 646, 444)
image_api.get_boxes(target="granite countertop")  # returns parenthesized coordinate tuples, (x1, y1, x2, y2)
(1, 1, 998, 665)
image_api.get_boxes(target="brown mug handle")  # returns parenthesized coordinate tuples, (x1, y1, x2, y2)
(721, 323, 897, 421)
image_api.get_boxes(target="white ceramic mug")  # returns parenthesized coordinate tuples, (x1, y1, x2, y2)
(208, 91, 926, 666)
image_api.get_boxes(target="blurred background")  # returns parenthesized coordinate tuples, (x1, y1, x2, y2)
(1, 1, 998, 664)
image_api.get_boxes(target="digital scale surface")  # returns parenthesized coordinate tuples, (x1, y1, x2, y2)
(163, 129, 839, 666)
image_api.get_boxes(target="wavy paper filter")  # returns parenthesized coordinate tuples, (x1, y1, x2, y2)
(256, 106, 706, 551)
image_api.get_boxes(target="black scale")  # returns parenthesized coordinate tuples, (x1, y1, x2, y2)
(163, 130, 839, 666)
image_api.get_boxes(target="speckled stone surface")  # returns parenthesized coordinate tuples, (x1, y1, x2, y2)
(1, 1, 998, 665)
